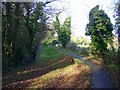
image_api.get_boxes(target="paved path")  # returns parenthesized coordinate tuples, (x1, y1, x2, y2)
(53, 47, 115, 88)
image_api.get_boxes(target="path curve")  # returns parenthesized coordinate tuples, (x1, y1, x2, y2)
(53, 47, 115, 88)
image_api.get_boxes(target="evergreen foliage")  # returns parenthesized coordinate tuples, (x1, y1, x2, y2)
(2, 2, 49, 67)
(85, 5, 113, 55)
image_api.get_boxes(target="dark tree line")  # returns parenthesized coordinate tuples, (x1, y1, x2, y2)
(114, 0, 120, 63)
(114, 1, 120, 50)
(2, 2, 51, 68)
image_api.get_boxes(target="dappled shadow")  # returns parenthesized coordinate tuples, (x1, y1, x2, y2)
(83, 57, 115, 88)
(2, 56, 73, 88)
(39, 64, 90, 88)
(55, 48, 116, 88)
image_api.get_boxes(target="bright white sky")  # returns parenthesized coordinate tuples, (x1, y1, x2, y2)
(4, 0, 118, 37)
(50, 0, 117, 37)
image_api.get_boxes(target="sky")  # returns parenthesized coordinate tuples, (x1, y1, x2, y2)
(3, 0, 117, 37)
(50, 0, 117, 37)
(2, 0, 118, 42)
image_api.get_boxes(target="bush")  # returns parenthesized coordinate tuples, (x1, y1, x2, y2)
(102, 51, 118, 64)
(67, 42, 78, 51)
(51, 40, 59, 46)
(73, 58, 80, 65)
(79, 47, 89, 55)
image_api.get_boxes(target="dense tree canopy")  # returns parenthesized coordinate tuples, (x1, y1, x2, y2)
(2, 2, 51, 67)
(85, 5, 113, 55)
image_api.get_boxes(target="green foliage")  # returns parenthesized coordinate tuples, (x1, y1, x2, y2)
(67, 42, 78, 51)
(73, 58, 80, 65)
(107, 64, 119, 70)
(54, 15, 71, 48)
(2, 2, 49, 68)
(66, 36, 90, 56)
(102, 50, 118, 64)
(42, 31, 56, 46)
(114, 1, 120, 64)
(36, 45, 63, 64)
(51, 40, 59, 46)
(53, 14, 61, 32)
(85, 5, 113, 55)
(114, 1, 120, 44)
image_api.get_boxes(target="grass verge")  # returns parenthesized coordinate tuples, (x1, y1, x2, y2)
(35, 45, 64, 64)
(3, 45, 91, 89)
(104, 63, 120, 88)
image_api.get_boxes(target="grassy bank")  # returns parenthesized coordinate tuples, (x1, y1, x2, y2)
(3, 45, 91, 88)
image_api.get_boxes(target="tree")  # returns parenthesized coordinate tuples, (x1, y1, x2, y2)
(2, 2, 50, 67)
(2, 2, 25, 66)
(85, 5, 113, 55)
(114, 1, 120, 50)
(2, 1, 70, 68)
(54, 15, 71, 48)
(114, 0, 120, 64)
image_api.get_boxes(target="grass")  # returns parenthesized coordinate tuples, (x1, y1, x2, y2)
(104, 63, 120, 88)
(53, 46, 81, 56)
(102, 51, 120, 88)
(2, 45, 64, 85)
(3, 45, 91, 88)
(106, 64, 120, 70)
(73, 58, 85, 65)
(60, 46, 118, 68)
(35, 45, 64, 64)
(82, 51, 120, 88)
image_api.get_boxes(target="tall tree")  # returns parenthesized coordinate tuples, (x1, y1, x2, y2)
(2, 2, 25, 66)
(2, 2, 14, 66)
(114, 1, 120, 51)
(114, 0, 120, 64)
(85, 5, 113, 55)
(2, 2, 50, 67)
(2, 1, 66, 68)
(54, 15, 71, 48)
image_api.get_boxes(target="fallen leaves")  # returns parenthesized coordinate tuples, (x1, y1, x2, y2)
(29, 62, 91, 88)
(3, 56, 91, 89)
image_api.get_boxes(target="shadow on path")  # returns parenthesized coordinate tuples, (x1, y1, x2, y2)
(54, 47, 115, 88)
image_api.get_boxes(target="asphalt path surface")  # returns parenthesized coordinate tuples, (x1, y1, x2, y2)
(53, 47, 115, 88)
